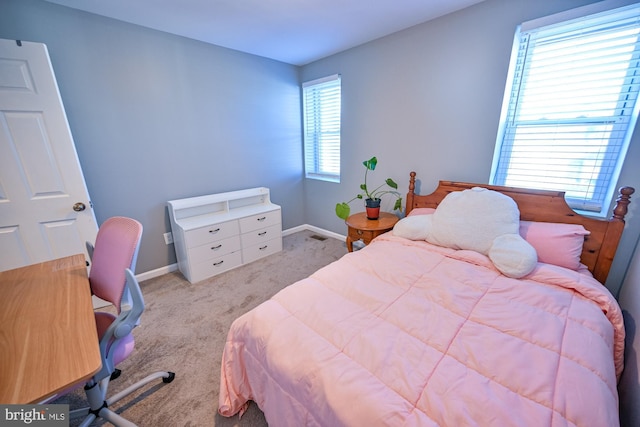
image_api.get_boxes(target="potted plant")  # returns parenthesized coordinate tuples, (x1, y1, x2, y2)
(335, 156, 402, 220)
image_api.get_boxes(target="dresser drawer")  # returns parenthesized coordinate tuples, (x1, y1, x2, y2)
(184, 220, 239, 248)
(241, 224, 282, 247)
(239, 209, 281, 233)
(190, 251, 242, 283)
(188, 235, 241, 264)
(242, 238, 283, 264)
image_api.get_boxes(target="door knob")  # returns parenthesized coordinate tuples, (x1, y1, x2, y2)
(73, 202, 86, 212)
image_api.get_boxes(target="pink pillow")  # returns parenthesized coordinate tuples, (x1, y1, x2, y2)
(519, 221, 590, 270)
(407, 207, 436, 216)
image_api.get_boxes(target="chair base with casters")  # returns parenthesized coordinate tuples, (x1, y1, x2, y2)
(70, 370, 175, 427)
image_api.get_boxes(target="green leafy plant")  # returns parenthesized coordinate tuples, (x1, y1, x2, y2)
(335, 156, 403, 220)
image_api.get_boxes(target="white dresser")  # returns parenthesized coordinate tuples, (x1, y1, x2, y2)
(167, 187, 282, 283)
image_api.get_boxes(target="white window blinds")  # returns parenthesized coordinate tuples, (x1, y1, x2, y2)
(491, 2, 640, 213)
(303, 74, 341, 182)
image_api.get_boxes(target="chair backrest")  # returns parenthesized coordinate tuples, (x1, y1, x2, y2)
(89, 216, 143, 312)
(88, 216, 147, 382)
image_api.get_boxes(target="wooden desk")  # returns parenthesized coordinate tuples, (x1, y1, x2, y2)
(345, 212, 399, 252)
(0, 254, 101, 404)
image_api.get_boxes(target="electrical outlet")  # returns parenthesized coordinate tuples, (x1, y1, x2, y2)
(163, 232, 173, 245)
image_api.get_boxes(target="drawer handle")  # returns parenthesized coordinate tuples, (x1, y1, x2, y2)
(213, 260, 224, 266)
(257, 216, 266, 222)
(357, 230, 363, 236)
(211, 244, 222, 250)
(258, 231, 267, 236)
(209, 228, 221, 234)
(259, 245, 268, 251)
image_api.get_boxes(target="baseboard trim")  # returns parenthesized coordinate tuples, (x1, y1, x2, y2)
(137, 263, 178, 282)
(282, 224, 345, 241)
(138, 224, 345, 282)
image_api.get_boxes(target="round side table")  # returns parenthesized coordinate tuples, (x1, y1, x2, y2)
(345, 212, 399, 252)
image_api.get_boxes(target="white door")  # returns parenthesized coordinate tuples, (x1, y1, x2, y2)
(0, 39, 98, 272)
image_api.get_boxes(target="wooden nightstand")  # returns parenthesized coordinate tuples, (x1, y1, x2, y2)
(345, 212, 399, 252)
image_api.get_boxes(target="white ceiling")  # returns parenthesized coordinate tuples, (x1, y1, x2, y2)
(43, 0, 486, 65)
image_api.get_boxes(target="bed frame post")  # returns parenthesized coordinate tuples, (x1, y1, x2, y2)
(613, 186, 635, 221)
(594, 186, 635, 284)
(406, 171, 417, 216)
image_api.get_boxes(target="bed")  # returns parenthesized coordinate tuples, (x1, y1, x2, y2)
(218, 173, 634, 426)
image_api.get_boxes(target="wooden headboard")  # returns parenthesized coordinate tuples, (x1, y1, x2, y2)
(405, 172, 635, 284)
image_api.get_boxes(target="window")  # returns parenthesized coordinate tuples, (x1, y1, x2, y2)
(303, 74, 341, 182)
(491, 2, 640, 214)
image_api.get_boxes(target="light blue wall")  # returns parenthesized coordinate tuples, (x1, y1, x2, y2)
(0, 0, 304, 274)
(619, 235, 640, 426)
(301, 0, 640, 295)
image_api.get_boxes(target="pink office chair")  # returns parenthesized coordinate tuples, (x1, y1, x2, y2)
(71, 216, 175, 427)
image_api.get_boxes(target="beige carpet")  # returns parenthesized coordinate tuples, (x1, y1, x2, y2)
(56, 230, 347, 426)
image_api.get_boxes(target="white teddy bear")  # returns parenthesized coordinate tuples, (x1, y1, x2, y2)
(394, 187, 537, 278)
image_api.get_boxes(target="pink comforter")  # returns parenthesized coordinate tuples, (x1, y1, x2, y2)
(218, 234, 625, 426)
